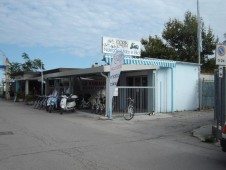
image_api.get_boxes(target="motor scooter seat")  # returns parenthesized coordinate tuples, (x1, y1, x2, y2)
(67, 98, 74, 102)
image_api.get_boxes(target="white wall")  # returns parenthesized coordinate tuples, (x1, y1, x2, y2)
(155, 68, 172, 112)
(200, 74, 214, 81)
(155, 63, 199, 113)
(173, 63, 199, 111)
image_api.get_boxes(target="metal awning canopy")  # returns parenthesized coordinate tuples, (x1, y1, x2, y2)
(13, 56, 170, 80)
(42, 64, 159, 79)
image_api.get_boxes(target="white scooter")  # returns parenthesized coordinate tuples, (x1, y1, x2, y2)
(60, 94, 78, 114)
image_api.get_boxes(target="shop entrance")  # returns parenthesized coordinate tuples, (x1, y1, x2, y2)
(113, 75, 155, 115)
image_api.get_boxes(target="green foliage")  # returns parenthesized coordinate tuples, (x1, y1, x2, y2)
(9, 53, 45, 78)
(25, 94, 35, 104)
(141, 35, 177, 60)
(202, 58, 218, 73)
(141, 11, 218, 73)
(16, 91, 24, 99)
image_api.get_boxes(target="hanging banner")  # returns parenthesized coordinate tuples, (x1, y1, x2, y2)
(109, 51, 124, 100)
(108, 51, 124, 119)
(102, 37, 141, 56)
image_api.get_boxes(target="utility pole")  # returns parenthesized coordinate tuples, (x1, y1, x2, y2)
(223, 33, 226, 45)
(41, 63, 43, 96)
(197, 0, 202, 110)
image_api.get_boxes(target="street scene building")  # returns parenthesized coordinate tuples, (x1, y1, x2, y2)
(11, 56, 200, 115)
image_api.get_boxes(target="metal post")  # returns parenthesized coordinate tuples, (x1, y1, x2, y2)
(197, 0, 202, 110)
(217, 74, 221, 141)
(170, 68, 174, 112)
(222, 67, 226, 128)
(41, 63, 43, 96)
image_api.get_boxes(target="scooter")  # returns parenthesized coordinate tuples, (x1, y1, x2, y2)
(48, 95, 61, 113)
(46, 90, 60, 113)
(60, 94, 78, 114)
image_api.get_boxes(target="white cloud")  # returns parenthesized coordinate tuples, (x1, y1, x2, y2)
(0, 0, 225, 58)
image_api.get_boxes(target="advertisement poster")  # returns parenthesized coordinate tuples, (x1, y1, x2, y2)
(108, 51, 124, 118)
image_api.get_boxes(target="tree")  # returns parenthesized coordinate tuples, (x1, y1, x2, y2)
(9, 53, 45, 78)
(141, 11, 218, 73)
(141, 35, 177, 60)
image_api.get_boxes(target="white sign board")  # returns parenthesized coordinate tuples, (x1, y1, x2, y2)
(113, 88, 118, 96)
(102, 37, 141, 56)
(219, 66, 224, 78)
(216, 45, 226, 65)
(108, 51, 124, 119)
(109, 51, 124, 101)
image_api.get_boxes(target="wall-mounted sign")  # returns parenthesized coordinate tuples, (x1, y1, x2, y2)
(102, 37, 141, 56)
(216, 45, 226, 65)
(219, 66, 224, 78)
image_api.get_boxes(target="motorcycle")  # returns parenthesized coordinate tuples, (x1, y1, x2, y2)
(60, 94, 78, 114)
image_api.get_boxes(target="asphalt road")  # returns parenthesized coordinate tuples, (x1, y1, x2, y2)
(0, 99, 225, 170)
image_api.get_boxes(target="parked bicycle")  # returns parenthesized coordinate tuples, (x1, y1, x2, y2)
(123, 97, 135, 120)
(33, 95, 48, 109)
(91, 94, 105, 114)
(79, 95, 91, 110)
(33, 95, 42, 109)
(97, 96, 106, 114)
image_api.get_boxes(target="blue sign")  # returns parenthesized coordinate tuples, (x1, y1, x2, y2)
(216, 45, 226, 65)
(218, 46, 225, 56)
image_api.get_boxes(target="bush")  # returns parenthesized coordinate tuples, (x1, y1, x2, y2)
(25, 94, 35, 104)
(16, 91, 24, 101)
(25, 94, 34, 101)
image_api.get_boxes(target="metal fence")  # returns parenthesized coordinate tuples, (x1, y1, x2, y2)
(112, 86, 155, 114)
(201, 79, 214, 109)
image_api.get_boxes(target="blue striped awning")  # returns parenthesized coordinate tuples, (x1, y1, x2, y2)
(103, 55, 176, 68)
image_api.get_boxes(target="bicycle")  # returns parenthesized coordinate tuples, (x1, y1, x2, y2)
(98, 96, 106, 114)
(79, 97, 91, 110)
(123, 97, 135, 120)
(91, 95, 105, 114)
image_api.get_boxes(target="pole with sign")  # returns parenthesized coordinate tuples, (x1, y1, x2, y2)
(219, 66, 224, 78)
(215, 44, 226, 141)
(216, 45, 226, 65)
(108, 51, 124, 119)
(216, 45, 226, 78)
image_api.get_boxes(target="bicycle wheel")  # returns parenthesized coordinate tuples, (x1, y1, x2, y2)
(33, 100, 38, 109)
(91, 104, 95, 113)
(49, 105, 53, 113)
(60, 108, 63, 115)
(95, 104, 100, 114)
(99, 104, 105, 114)
(123, 106, 134, 120)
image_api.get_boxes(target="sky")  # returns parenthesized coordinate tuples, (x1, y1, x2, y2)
(0, 0, 226, 81)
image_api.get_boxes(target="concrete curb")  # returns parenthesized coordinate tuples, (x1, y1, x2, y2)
(193, 125, 215, 142)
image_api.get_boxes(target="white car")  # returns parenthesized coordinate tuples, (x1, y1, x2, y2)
(220, 123, 226, 152)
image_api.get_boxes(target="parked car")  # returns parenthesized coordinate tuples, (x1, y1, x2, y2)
(220, 123, 226, 152)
